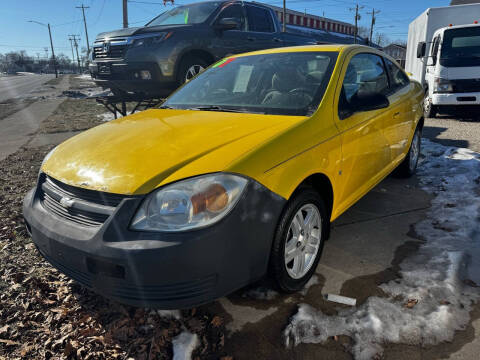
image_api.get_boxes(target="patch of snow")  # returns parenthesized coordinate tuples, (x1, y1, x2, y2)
(284, 139, 480, 359)
(97, 112, 119, 122)
(172, 331, 199, 360)
(156, 310, 181, 320)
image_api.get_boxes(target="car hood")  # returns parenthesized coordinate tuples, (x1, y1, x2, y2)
(96, 25, 195, 40)
(42, 109, 305, 195)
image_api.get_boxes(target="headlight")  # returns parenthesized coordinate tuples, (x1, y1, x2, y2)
(131, 32, 172, 47)
(434, 78, 454, 93)
(130, 174, 248, 232)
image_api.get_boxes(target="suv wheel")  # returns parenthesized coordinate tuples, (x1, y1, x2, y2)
(177, 57, 208, 85)
(270, 188, 328, 293)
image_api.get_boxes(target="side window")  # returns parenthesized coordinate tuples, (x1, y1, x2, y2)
(339, 53, 389, 118)
(217, 4, 245, 30)
(384, 58, 410, 92)
(246, 6, 274, 32)
(431, 35, 440, 64)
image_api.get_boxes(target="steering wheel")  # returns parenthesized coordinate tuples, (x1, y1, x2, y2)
(289, 88, 313, 103)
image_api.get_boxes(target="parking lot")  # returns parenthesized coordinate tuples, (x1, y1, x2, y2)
(0, 74, 479, 359)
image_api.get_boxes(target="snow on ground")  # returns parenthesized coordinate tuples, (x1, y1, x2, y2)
(172, 331, 199, 360)
(75, 74, 93, 80)
(284, 139, 480, 359)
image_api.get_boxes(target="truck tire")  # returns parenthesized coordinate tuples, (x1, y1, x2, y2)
(395, 125, 422, 178)
(424, 93, 437, 118)
(177, 56, 209, 85)
(269, 188, 327, 293)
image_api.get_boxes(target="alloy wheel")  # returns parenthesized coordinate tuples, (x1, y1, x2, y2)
(409, 130, 420, 172)
(284, 204, 322, 279)
(185, 64, 205, 82)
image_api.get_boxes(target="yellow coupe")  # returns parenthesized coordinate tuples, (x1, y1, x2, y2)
(23, 45, 424, 308)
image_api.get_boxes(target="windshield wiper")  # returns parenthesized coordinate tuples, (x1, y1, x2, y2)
(187, 105, 265, 114)
(159, 105, 175, 109)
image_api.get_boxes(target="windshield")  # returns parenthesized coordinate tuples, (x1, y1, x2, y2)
(163, 52, 338, 116)
(146, 2, 221, 26)
(440, 26, 480, 67)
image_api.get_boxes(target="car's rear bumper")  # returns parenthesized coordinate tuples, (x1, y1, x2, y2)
(23, 178, 286, 309)
(432, 92, 480, 106)
(89, 60, 177, 96)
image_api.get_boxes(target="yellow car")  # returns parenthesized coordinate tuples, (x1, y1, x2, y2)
(23, 45, 424, 309)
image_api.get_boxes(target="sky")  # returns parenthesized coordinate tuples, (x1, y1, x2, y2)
(0, 0, 451, 59)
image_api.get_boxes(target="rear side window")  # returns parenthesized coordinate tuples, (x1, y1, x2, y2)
(384, 58, 410, 92)
(246, 6, 274, 32)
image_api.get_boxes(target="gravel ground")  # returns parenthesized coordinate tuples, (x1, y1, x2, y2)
(424, 111, 480, 152)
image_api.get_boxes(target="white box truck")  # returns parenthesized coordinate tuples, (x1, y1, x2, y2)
(405, 3, 480, 117)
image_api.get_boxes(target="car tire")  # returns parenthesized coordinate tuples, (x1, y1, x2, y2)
(395, 125, 422, 178)
(269, 188, 328, 293)
(177, 56, 209, 85)
(424, 93, 437, 118)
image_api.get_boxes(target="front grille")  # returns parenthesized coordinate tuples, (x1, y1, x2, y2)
(93, 44, 127, 59)
(453, 79, 480, 93)
(38, 175, 125, 227)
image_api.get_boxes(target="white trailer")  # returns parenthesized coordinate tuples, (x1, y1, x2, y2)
(405, 4, 480, 117)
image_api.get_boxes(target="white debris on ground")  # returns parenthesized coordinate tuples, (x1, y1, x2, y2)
(172, 331, 199, 360)
(156, 309, 182, 320)
(284, 139, 480, 359)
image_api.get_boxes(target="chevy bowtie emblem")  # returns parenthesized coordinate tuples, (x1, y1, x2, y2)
(59, 197, 75, 209)
(103, 41, 110, 53)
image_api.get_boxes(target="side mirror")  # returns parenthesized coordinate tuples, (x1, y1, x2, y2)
(215, 17, 240, 31)
(417, 42, 426, 58)
(348, 92, 390, 115)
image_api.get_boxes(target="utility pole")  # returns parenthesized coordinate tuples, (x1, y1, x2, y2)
(44, 47, 49, 59)
(76, 4, 90, 56)
(368, 9, 379, 46)
(69, 35, 82, 72)
(349, 4, 363, 44)
(123, 0, 128, 28)
(69, 37, 77, 73)
(282, 0, 286, 32)
(28, 21, 57, 77)
(47, 24, 58, 78)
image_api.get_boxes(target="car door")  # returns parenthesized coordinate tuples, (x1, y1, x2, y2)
(334, 52, 392, 214)
(383, 57, 415, 164)
(425, 35, 440, 98)
(211, 3, 249, 57)
(244, 4, 282, 50)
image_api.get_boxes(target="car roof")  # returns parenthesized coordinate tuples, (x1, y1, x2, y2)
(230, 44, 369, 58)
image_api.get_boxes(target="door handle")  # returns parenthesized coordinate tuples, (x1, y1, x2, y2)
(247, 37, 256, 41)
(393, 112, 401, 118)
(273, 37, 281, 42)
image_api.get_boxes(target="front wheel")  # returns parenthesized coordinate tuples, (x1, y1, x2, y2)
(424, 94, 437, 118)
(269, 188, 328, 293)
(395, 126, 422, 178)
(177, 56, 208, 85)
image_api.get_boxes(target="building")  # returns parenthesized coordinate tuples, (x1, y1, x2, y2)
(382, 43, 407, 67)
(451, 0, 480, 5)
(262, 3, 356, 36)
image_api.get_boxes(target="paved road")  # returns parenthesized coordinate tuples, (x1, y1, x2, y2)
(424, 112, 480, 152)
(0, 74, 54, 102)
